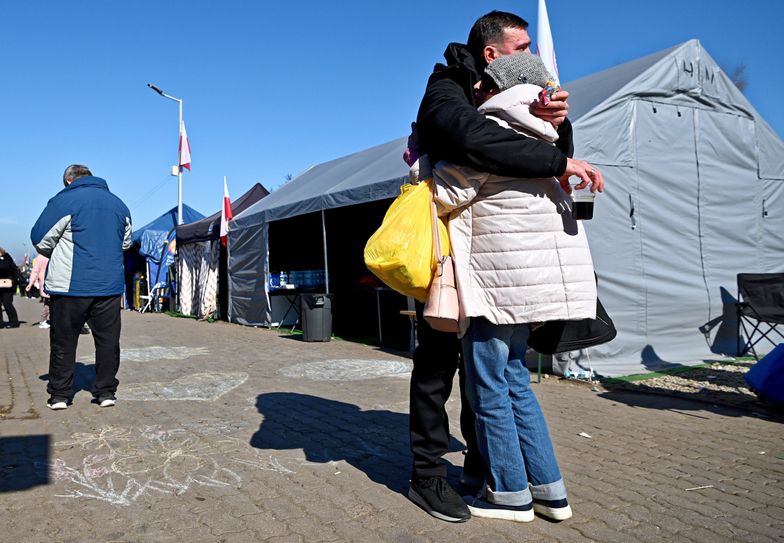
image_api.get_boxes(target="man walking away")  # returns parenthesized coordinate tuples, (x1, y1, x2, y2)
(31, 164, 132, 410)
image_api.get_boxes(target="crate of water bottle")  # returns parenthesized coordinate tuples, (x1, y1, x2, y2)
(288, 270, 304, 287)
(301, 269, 326, 288)
(268, 272, 282, 289)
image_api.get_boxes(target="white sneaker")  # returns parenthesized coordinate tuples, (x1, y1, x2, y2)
(464, 495, 535, 523)
(38, 321, 50, 329)
(97, 395, 116, 407)
(46, 397, 68, 410)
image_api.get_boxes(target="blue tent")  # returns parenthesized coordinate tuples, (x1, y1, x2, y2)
(133, 204, 205, 262)
(126, 204, 204, 307)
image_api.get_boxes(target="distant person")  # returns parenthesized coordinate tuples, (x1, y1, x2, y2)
(0, 247, 20, 328)
(26, 254, 51, 328)
(31, 164, 132, 410)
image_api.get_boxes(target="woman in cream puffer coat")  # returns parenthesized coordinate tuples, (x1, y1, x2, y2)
(433, 83, 597, 331)
(430, 52, 600, 523)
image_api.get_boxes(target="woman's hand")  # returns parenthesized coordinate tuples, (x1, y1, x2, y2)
(532, 89, 570, 127)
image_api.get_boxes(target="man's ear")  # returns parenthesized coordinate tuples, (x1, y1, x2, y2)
(483, 45, 499, 65)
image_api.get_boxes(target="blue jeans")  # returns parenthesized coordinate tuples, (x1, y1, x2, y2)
(461, 318, 566, 506)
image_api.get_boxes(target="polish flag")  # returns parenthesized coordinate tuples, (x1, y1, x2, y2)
(537, 0, 560, 86)
(179, 120, 191, 171)
(220, 176, 232, 246)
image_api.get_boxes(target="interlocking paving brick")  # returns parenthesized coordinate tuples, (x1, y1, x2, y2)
(1, 297, 783, 542)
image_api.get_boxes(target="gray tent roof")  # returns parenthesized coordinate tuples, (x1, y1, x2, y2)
(567, 39, 784, 177)
(564, 44, 679, 121)
(232, 137, 408, 230)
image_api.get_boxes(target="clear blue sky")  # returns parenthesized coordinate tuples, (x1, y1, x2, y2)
(2, 0, 782, 262)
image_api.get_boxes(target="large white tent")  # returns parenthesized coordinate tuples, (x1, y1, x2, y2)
(228, 40, 784, 376)
(567, 39, 784, 375)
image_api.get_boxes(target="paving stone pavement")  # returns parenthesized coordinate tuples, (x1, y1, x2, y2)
(1, 296, 783, 542)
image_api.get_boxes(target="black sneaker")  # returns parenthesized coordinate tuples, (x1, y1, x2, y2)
(408, 476, 470, 522)
(464, 494, 534, 523)
(95, 394, 116, 408)
(533, 497, 572, 521)
(46, 397, 68, 410)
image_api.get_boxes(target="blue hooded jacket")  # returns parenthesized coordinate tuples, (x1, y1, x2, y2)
(31, 176, 132, 297)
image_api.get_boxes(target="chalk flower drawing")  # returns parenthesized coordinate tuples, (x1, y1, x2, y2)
(38, 426, 243, 506)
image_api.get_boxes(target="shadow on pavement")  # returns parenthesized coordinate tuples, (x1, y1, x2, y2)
(597, 387, 784, 422)
(0, 435, 50, 492)
(250, 392, 466, 495)
(38, 362, 97, 397)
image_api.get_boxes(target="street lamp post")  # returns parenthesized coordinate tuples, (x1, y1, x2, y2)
(147, 83, 184, 225)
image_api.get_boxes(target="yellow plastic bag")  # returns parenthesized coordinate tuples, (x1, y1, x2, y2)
(364, 179, 450, 302)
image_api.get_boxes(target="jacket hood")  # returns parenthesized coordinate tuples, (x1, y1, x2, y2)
(443, 42, 482, 80)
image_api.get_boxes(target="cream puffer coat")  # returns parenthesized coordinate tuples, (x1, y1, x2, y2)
(433, 83, 597, 328)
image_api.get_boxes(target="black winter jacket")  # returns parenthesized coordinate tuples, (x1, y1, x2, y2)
(416, 43, 573, 178)
(0, 252, 18, 290)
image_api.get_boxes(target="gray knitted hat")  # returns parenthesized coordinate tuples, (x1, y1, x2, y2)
(484, 53, 553, 92)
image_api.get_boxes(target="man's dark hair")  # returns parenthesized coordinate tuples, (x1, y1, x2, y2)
(467, 11, 529, 66)
(63, 164, 92, 186)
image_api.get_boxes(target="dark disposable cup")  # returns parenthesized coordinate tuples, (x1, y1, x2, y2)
(573, 200, 594, 220)
(572, 188, 596, 220)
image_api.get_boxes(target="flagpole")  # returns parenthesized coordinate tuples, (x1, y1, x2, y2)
(177, 99, 183, 225)
(147, 83, 184, 225)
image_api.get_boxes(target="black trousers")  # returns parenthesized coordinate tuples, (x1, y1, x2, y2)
(409, 302, 486, 480)
(48, 295, 122, 398)
(0, 291, 19, 324)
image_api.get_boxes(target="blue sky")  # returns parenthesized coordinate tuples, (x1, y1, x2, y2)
(2, 0, 782, 261)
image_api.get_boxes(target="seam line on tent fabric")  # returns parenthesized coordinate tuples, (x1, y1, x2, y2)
(693, 107, 712, 322)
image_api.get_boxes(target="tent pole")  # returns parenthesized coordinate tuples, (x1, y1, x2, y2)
(321, 209, 329, 293)
(146, 260, 152, 301)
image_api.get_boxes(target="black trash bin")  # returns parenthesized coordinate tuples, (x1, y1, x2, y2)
(300, 293, 333, 342)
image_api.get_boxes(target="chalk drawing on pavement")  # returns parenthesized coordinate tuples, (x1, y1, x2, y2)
(81, 346, 210, 363)
(278, 359, 412, 381)
(121, 372, 248, 401)
(36, 425, 298, 506)
(36, 426, 242, 506)
(232, 456, 296, 475)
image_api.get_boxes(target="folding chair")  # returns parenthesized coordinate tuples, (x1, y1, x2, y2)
(736, 273, 784, 358)
(139, 282, 166, 313)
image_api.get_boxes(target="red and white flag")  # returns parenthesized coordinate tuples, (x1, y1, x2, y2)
(220, 176, 233, 246)
(537, 0, 560, 86)
(179, 120, 191, 171)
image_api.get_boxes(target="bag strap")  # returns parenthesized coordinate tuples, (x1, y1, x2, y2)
(429, 181, 444, 276)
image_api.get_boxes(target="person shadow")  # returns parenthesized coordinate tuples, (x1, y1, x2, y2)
(250, 392, 467, 495)
(38, 362, 97, 397)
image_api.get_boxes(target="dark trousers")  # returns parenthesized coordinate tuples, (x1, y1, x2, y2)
(409, 302, 486, 480)
(1, 290, 19, 324)
(48, 295, 122, 398)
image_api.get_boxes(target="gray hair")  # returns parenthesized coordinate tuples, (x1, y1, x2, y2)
(63, 164, 92, 186)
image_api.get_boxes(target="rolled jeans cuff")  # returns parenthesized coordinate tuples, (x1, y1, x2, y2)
(486, 485, 532, 507)
(530, 478, 567, 501)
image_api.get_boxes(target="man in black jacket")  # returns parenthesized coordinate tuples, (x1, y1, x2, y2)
(407, 10, 602, 523)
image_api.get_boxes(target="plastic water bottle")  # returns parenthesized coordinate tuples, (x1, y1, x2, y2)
(280, 271, 287, 287)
